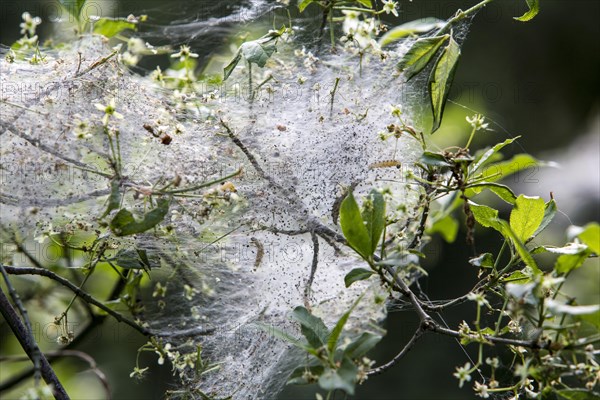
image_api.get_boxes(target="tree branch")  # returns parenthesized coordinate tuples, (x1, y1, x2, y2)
(1, 265, 152, 337)
(0, 287, 69, 399)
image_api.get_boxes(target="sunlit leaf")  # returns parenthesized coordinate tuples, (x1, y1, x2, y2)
(469, 253, 494, 268)
(469, 137, 520, 173)
(578, 222, 600, 254)
(497, 219, 541, 274)
(60, 0, 87, 21)
(298, 0, 314, 12)
(380, 18, 445, 47)
(397, 35, 449, 81)
(555, 251, 590, 275)
(514, 0, 540, 22)
(533, 199, 557, 237)
(466, 182, 517, 204)
(93, 18, 137, 38)
(510, 195, 545, 242)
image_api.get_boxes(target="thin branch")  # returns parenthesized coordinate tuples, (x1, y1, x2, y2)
(304, 232, 320, 310)
(0, 265, 41, 384)
(2, 265, 152, 337)
(0, 287, 69, 399)
(367, 327, 424, 376)
(0, 120, 112, 179)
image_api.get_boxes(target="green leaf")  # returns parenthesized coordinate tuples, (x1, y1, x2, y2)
(318, 357, 358, 395)
(102, 178, 121, 218)
(469, 253, 494, 268)
(356, 0, 372, 7)
(397, 35, 449, 81)
(111, 249, 157, 270)
(340, 191, 372, 259)
(466, 182, 517, 204)
(223, 49, 242, 80)
(109, 198, 170, 236)
(469, 137, 520, 173)
(93, 18, 137, 38)
(254, 322, 314, 353)
(427, 214, 459, 243)
(578, 222, 600, 254)
(555, 252, 590, 275)
(479, 153, 551, 183)
(298, 0, 314, 12)
(429, 36, 461, 132)
(379, 18, 445, 47)
(344, 268, 375, 288)
(344, 332, 382, 359)
(292, 306, 329, 349)
(240, 40, 277, 68)
(362, 190, 386, 253)
(497, 219, 541, 274)
(500, 270, 531, 284)
(510, 195, 545, 242)
(327, 294, 363, 356)
(469, 201, 503, 233)
(60, 0, 87, 21)
(514, 0, 540, 22)
(420, 151, 452, 167)
(533, 199, 557, 237)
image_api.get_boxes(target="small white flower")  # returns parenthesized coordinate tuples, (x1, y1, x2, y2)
(466, 114, 490, 131)
(382, 1, 399, 17)
(20, 12, 42, 37)
(453, 362, 472, 388)
(474, 381, 490, 398)
(171, 45, 198, 62)
(467, 292, 491, 308)
(95, 98, 123, 126)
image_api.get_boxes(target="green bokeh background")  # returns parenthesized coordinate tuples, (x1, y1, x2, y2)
(1, 1, 598, 399)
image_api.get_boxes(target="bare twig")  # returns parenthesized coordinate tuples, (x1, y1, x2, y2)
(367, 328, 424, 376)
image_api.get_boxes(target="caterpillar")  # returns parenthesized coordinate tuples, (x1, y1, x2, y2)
(369, 160, 401, 169)
(250, 237, 264, 270)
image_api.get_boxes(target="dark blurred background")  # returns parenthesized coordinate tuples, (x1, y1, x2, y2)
(1, 1, 598, 399)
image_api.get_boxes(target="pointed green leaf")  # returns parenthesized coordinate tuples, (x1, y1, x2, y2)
(469, 201, 503, 233)
(555, 251, 591, 275)
(292, 306, 329, 349)
(578, 222, 600, 254)
(379, 18, 445, 47)
(514, 0, 540, 22)
(344, 268, 375, 288)
(429, 36, 461, 132)
(556, 389, 600, 400)
(479, 154, 553, 183)
(420, 151, 452, 167)
(223, 49, 242, 80)
(253, 322, 314, 353)
(510, 195, 545, 242)
(340, 191, 372, 259)
(110, 198, 170, 236)
(469, 137, 520, 173)
(327, 294, 364, 356)
(362, 190, 386, 253)
(397, 35, 449, 81)
(93, 18, 137, 38)
(533, 199, 557, 237)
(298, 0, 314, 12)
(466, 182, 517, 204)
(357, 0, 372, 7)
